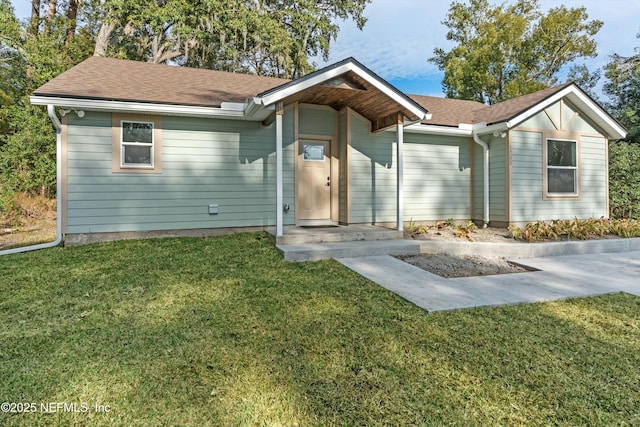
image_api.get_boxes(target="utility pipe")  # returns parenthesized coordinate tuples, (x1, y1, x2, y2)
(0, 105, 63, 255)
(473, 132, 490, 227)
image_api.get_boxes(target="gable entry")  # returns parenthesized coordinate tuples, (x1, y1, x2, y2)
(252, 58, 430, 236)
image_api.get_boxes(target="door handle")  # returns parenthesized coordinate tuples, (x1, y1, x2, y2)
(326, 176, 331, 186)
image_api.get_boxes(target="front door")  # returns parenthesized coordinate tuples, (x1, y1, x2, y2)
(297, 139, 331, 222)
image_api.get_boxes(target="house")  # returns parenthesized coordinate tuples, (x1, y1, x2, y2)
(30, 57, 626, 245)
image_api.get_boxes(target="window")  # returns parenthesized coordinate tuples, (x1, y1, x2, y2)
(546, 138, 577, 195)
(121, 121, 154, 167)
(112, 114, 162, 173)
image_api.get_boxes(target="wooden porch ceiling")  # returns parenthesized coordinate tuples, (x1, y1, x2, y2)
(278, 71, 420, 133)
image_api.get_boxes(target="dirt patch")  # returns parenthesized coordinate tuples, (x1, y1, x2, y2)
(405, 225, 517, 243)
(396, 254, 534, 278)
(0, 194, 57, 251)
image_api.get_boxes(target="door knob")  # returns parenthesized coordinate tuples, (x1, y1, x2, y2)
(326, 176, 331, 186)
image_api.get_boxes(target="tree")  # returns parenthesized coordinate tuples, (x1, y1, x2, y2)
(603, 32, 640, 144)
(1, 0, 93, 197)
(91, 0, 371, 78)
(430, 0, 602, 104)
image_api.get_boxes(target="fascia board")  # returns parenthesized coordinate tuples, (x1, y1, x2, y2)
(256, 62, 428, 121)
(403, 123, 472, 136)
(30, 96, 247, 119)
(505, 86, 627, 139)
(349, 63, 428, 120)
(257, 63, 354, 106)
(566, 90, 627, 139)
(505, 86, 574, 128)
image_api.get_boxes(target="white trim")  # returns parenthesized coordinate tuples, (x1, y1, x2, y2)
(276, 111, 283, 237)
(256, 61, 427, 121)
(397, 122, 404, 231)
(403, 123, 472, 136)
(120, 119, 155, 168)
(545, 137, 579, 196)
(29, 96, 274, 121)
(506, 86, 626, 139)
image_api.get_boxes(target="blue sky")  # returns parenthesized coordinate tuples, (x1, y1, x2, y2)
(10, 0, 640, 99)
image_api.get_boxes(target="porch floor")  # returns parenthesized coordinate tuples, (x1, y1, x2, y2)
(265, 224, 403, 246)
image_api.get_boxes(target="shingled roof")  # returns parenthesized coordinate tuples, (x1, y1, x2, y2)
(408, 83, 575, 127)
(34, 57, 621, 138)
(34, 56, 288, 107)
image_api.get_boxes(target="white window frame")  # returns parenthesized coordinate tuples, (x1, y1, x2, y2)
(120, 120, 154, 168)
(545, 137, 578, 197)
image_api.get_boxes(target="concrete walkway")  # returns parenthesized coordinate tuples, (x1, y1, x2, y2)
(338, 251, 640, 312)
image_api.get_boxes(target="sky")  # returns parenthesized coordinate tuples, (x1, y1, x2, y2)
(10, 0, 640, 99)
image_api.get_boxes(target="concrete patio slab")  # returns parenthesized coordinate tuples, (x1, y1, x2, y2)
(338, 251, 640, 312)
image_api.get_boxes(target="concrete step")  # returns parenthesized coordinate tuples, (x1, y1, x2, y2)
(266, 225, 403, 245)
(277, 239, 421, 262)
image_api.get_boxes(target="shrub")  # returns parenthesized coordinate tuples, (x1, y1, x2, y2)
(609, 141, 640, 219)
(510, 218, 640, 241)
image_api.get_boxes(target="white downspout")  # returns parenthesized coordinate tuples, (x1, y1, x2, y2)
(0, 105, 63, 255)
(473, 132, 490, 227)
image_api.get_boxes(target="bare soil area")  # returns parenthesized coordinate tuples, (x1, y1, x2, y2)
(0, 195, 57, 251)
(0, 219, 57, 250)
(396, 254, 533, 278)
(404, 226, 516, 243)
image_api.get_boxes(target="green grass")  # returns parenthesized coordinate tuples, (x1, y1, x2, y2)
(1, 232, 639, 426)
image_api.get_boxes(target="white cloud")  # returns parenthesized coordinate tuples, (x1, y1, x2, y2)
(318, 0, 640, 96)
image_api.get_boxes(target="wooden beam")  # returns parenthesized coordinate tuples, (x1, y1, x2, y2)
(371, 112, 403, 133)
(321, 76, 367, 91)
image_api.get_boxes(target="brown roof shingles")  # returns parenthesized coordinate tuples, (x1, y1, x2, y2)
(34, 56, 288, 107)
(474, 83, 573, 125)
(408, 94, 485, 127)
(409, 83, 573, 127)
(35, 56, 575, 127)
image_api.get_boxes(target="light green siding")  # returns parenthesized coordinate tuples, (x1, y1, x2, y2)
(65, 111, 295, 234)
(489, 135, 507, 222)
(348, 112, 397, 223)
(510, 130, 608, 222)
(299, 105, 337, 136)
(518, 111, 556, 130)
(403, 134, 471, 221)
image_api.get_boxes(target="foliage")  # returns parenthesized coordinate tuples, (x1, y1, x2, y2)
(405, 219, 477, 240)
(91, 0, 370, 78)
(603, 33, 640, 144)
(0, 0, 94, 198)
(1, 233, 640, 425)
(454, 220, 477, 240)
(509, 217, 640, 241)
(430, 0, 602, 104)
(0, 0, 370, 207)
(609, 141, 640, 219)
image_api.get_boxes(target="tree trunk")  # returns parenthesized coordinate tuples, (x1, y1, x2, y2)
(47, 0, 56, 20)
(65, 0, 79, 46)
(30, 0, 40, 35)
(93, 21, 116, 56)
(44, 0, 56, 33)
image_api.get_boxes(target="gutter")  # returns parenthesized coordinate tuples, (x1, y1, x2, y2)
(472, 132, 490, 227)
(0, 105, 63, 256)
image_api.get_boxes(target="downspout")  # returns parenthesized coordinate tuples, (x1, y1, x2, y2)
(0, 105, 63, 255)
(473, 132, 490, 227)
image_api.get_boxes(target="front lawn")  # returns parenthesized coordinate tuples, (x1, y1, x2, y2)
(1, 233, 639, 426)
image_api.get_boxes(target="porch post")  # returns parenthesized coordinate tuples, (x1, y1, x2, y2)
(396, 115, 404, 232)
(276, 102, 284, 237)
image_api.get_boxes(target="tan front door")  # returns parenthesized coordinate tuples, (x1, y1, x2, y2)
(297, 139, 331, 222)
